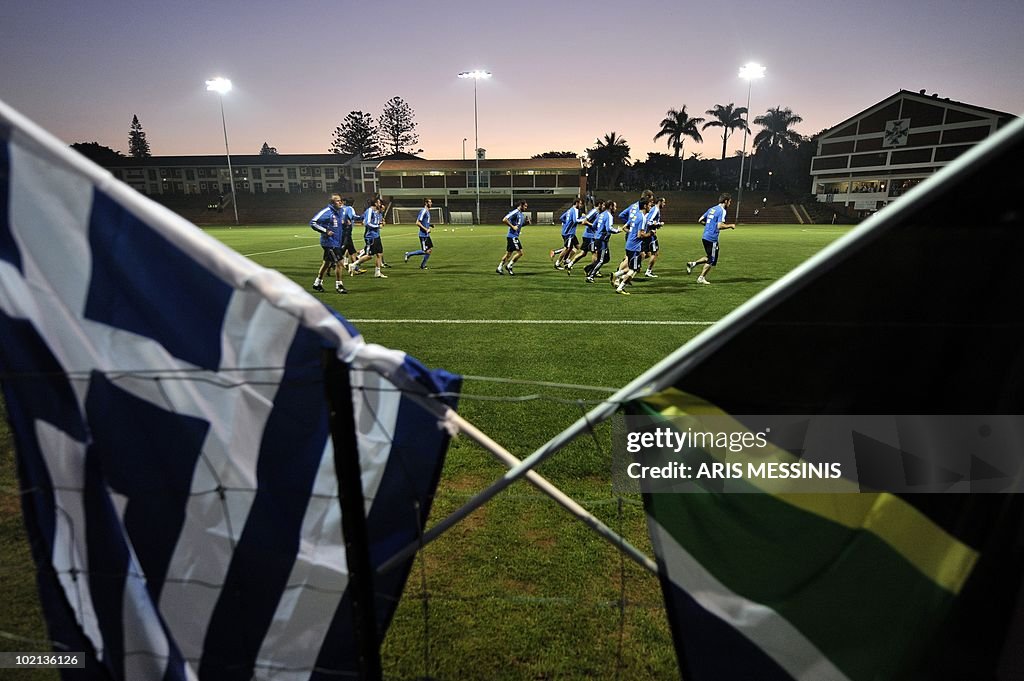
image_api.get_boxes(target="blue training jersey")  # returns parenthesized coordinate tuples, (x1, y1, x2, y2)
(619, 201, 638, 225)
(417, 207, 431, 237)
(581, 207, 599, 238)
(363, 207, 383, 240)
(340, 205, 357, 234)
(504, 209, 527, 238)
(310, 204, 341, 248)
(624, 210, 648, 251)
(560, 206, 581, 237)
(647, 204, 662, 229)
(593, 210, 612, 241)
(700, 204, 727, 242)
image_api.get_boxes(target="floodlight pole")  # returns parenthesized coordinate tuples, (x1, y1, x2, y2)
(206, 77, 239, 225)
(459, 70, 490, 224)
(462, 137, 467, 160)
(735, 63, 765, 225)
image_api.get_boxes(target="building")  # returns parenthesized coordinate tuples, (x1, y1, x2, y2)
(810, 90, 1015, 215)
(374, 157, 584, 205)
(100, 152, 421, 197)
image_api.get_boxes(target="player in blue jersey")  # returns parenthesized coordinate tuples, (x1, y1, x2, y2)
(309, 194, 348, 294)
(497, 200, 529, 275)
(584, 201, 620, 282)
(687, 193, 736, 285)
(552, 198, 584, 270)
(567, 199, 603, 274)
(611, 199, 652, 295)
(338, 197, 360, 268)
(403, 198, 434, 269)
(348, 197, 388, 278)
(642, 197, 666, 278)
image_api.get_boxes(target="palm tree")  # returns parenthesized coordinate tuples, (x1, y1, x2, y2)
(752, 106, 805, 156)
(653, 106, 705, 187)
(701, 103, 749, 160)
(588, 132, 631, 191)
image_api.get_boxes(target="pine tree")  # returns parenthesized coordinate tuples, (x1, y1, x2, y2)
(330, 111, 381, 157)
(128, 114, 151, 158)
(259, 142, 279, 156)
(378, 97, 420, 155)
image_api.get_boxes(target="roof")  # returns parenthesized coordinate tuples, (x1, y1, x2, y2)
(376, 158, 582, 173)
(101, 153, 355, 168)
(820, 90, 1016, 139)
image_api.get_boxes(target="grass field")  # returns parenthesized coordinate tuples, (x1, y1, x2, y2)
(0, 221, 849, 680)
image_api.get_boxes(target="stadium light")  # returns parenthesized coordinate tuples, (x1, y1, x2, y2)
(462, 137, 467, 160)
(458, 70, 491, 224)
(735, 62, 765, 225)
(205, 77, 239, 225)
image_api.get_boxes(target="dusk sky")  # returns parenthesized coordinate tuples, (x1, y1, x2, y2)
(3, 0, 1023, 163)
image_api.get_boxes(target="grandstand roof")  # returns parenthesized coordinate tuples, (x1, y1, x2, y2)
(102, 153, 357, 167)
(819, 89, 1016, 139)
(376, 158, 582, 173)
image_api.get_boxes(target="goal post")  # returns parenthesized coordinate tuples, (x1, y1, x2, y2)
(390, 206, 445, 225)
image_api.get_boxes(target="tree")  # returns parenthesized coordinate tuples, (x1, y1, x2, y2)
(701, 103, 748, 160)
(587, 132, 631, 191)
(531, 151, 579, 158)
(653, 106, 705, 187)
(128, 114, 151, 158)
(752, 106, 805, 156)
(259, 142, 279, 156)
(70, 142, 124, 164)
(378, 97, 419, 155)
(331, 111, 381, 157)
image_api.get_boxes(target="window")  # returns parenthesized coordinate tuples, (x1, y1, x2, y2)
(185, 169, 195, 181)
(313, 168, 321, 176)
(251, 168, 262, 179)
(288, 182, 300, 193)
(468, 170, 490, 188)
(147, 169, 157, 181)
(287, 168, 297, 179)
(325, 167, 335, 179)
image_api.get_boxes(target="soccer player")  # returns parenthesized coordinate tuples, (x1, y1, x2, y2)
(338, 197, 360, 268)
(567, 199, 603, 274)
(497, 200, 529, 276)
(687, 193, 736, 285)
(611, 199, 651, 295)
(584, 200, 618, 282)
(309, 194, 348, 294)
(348, 197, 388, 278)
(643, 197, 666, 278)
(403, 197, 434, 269)
(552, 198, 584, 270)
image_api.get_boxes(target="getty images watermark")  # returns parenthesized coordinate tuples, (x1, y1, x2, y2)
(611, 414, 1024, 494)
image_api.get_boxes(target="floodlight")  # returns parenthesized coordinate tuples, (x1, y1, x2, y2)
(205, 77, 232, 94)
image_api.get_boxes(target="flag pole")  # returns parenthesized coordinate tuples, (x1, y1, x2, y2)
(377, 406, 658, 576)
(324, 350, 383, 681)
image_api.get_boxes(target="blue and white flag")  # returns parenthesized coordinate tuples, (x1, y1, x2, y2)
(0, 99, 460, 680)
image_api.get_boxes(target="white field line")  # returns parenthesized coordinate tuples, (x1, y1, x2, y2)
(349, 319, 717, 325)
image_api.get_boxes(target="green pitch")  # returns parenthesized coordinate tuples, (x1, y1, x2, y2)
(0, 222, 848, 680)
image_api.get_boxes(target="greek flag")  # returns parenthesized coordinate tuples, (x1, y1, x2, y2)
(0, 99, 460, 680)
